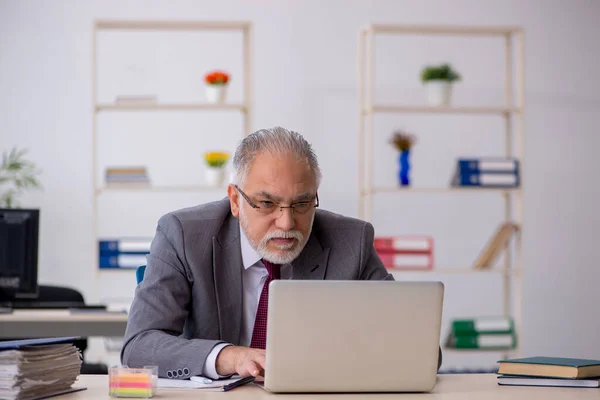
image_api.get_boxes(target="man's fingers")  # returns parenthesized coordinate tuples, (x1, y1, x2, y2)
(234, 348, 267, 377)
(246, 360, 263, 377)
(254, 352, 266, 369)
(235, 361, 252, 378)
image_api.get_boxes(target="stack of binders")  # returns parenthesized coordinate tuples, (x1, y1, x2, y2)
(445, 316, 517, 350)
(99, 238, 152, 269)
(451, 157, 519, 188)
(373, 236, 434, 270)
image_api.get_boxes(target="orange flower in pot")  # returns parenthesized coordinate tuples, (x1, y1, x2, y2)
(204, 70, 230, 103)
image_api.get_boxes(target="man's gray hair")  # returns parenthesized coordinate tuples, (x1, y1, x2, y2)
(233, 126, 322, 187)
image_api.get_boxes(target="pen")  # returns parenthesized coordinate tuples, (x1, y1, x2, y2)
(223, 376, 255, 392)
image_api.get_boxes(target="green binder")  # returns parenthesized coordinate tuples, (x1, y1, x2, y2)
(452, 317, 514, 336)
(447, 332, 516, 349)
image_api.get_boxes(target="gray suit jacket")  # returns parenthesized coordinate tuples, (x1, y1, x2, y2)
(121, 198, 440, 378)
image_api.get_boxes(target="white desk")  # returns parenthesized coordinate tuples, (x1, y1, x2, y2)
(64, 374, 598, 399)
(0, 310, 128, 338)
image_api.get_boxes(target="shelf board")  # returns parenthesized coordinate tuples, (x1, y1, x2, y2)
(95, 103, 246, 112)
(95, 20, 251, 31)
(365, 24, 522, 36)
(390, 268, 521, 275)
(97, 267, 520, 276)
(443, 347, 515, 353)
(97, 268, 137, 272)
(364, 105, 521, 115)
(96, 185, 228, 194)
(365, 187, 520, 194)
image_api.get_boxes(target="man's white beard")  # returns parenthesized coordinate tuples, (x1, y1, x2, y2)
(239, 206, 313, 265)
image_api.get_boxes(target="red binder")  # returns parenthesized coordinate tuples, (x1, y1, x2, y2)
(374, 236, 434, 270)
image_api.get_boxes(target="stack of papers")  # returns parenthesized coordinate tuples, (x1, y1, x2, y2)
(0, 337, 84, 400)
(158, 375, 255, 392)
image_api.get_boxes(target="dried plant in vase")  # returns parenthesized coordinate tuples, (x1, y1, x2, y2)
(389, 130, 417, 186)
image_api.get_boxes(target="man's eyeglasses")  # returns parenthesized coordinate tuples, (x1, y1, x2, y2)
(235, 185, 319, 216)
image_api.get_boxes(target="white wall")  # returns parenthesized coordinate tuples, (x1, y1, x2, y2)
(1, 0, 599, 369)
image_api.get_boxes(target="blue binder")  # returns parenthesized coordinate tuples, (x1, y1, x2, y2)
(457, 171, 519, 187)
(454, 158, 520, 188)
(458, 158, 519, 174)
(99, 254, 148, 269)
(99, 239, 152, 253)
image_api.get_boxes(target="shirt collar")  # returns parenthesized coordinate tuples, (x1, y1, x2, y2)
(239, 225, 262, 270)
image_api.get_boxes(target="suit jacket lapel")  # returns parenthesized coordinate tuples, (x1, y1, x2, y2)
(213, 215, 243, 345)
(291, 234, 330, 280)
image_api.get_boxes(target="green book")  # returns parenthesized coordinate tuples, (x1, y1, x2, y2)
(452, 317, 514, 336)
(498, 357, 600, 379)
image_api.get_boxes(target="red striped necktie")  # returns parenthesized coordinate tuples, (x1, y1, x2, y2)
(250, 259, 281, 349)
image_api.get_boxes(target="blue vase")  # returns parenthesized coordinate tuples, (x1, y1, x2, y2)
(398, 150, 411, 186)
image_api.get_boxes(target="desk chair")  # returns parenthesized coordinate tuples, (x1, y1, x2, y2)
(136, 265, 146, 284)
(0, 285, 108, 374)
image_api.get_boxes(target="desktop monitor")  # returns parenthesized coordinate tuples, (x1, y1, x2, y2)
(0, 208, 39, 302)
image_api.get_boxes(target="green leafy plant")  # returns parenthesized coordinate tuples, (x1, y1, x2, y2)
(420, 63, 461, 83)
(0, 148, 43, 208)
(389, 130, 416, 152)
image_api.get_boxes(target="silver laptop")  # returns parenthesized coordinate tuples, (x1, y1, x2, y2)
(260, 280, 444, 393)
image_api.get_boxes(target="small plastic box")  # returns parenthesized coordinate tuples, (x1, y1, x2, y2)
(109, 365, 157, 398)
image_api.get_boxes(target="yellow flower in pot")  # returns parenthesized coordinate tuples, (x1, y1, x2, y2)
(204, 151, 230, 186)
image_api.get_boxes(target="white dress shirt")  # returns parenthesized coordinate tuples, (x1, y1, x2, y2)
(202, 227, 292, 379)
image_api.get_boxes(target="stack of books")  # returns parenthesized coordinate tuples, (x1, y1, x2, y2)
(0, 337, 85, 400)
(99, 238, 152, 269)
(451, 157, 520, 188)
(105, 166, 151, 188)
(373, 236, 434, 270)
(497, 357, 600, 388)
(114, 95, 158, 105)
(444, 316, 517, 350)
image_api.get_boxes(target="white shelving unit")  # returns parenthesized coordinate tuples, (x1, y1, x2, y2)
(91, 19, 253, 271)
(358, 24, 525, 363)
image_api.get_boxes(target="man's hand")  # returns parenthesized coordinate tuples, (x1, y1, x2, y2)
(216, 346, 266, 377)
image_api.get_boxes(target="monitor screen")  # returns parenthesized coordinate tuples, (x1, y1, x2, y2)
(0, 208, 39, 300)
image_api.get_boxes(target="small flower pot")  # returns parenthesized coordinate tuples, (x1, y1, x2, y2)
(425, 80, 453, 106)
(205, 84, 228, 104)
(205, 167, 226, 186)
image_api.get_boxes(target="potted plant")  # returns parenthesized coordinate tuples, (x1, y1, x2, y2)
(204, 70, 230, 104)
(0, 147, 43, 208)
(389, 130, 416, 186)
(203, 151, 230, 186)
(420, 63, 461, 106)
